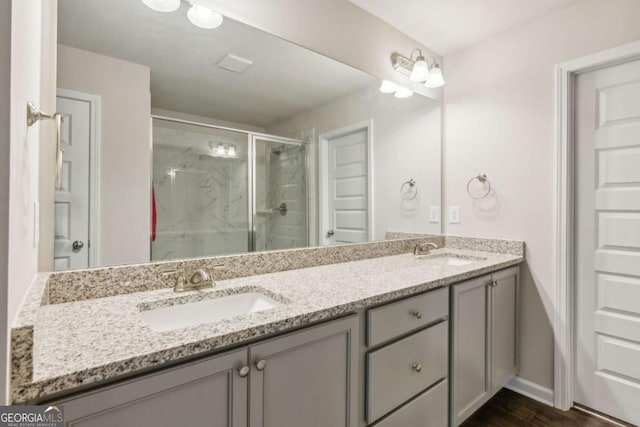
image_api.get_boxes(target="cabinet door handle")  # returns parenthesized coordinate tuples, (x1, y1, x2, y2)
(492, 280, 498, 287)
(255, 359, 267, 371)
(412, 363, 422, 373)
(412, 310, 423, 319)
(238, 365, 250, 378)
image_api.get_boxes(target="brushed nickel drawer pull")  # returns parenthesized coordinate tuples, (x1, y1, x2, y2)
(412, 363, 422, 373)
(412, 310, 423, 319)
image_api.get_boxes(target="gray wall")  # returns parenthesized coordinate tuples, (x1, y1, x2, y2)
(0, 0, 12, 406)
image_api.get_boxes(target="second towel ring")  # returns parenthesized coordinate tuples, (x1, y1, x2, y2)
(401, 178, 418, 201)
(466, 173, 491, 199)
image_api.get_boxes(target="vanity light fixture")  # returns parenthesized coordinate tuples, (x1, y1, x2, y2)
(141, 0, 224, 29)
(216, 144, 226, 156)
(227, 145, 237, 157)
(424, 60, 445, 88)
(142, 0, 181, 12)
(187, 1, 224, 29)
(391, 51, 445, 88)
(409, 50, 429, 82)
(379, 80, 398, 94)
(394, 87, 414, 99)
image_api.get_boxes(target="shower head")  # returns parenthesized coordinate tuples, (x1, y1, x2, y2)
(270, 145, 285, 155)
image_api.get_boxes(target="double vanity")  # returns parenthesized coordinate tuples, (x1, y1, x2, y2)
(11, 236, 523, 427)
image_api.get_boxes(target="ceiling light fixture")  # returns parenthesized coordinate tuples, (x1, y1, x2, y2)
(379, 80, 398, 93)
(391, 51, 445, 88)
(187, 2, 224, 29)
(141, 0, 181, 12)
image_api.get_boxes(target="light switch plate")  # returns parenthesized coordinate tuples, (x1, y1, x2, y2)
(449, 206, 460, 224)
(430, 206, 440, 223)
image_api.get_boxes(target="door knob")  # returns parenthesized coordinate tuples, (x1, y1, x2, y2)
(326, 229, 335, 237)
(72, 240, 84, 251)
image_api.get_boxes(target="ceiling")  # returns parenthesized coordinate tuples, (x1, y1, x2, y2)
(58, 0, 379, 128)
(349, 0, 581, 55)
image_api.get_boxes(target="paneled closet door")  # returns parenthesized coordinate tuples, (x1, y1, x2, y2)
(575, 58, 640, 426)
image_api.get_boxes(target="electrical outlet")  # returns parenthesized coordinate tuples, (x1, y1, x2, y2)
(429, 206, 440, 223)
(449, 206, 460, 224)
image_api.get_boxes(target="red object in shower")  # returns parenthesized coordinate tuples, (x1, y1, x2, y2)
(152, 185, 157, 242)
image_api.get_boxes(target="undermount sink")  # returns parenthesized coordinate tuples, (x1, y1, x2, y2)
(140, 292, 283, 332)
(416, 253, 485, 267)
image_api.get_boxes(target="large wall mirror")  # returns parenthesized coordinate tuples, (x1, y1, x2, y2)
(48, 0, 442, 271)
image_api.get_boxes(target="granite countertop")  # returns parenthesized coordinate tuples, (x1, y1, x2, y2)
(12, 247, 523, 403)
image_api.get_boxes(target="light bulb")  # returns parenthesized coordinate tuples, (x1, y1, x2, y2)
(394, 87, 414, 99)
(425, 64, 445, 88)
(187, 4, 224, 29)
(410, 56, 429, 82)
(141, 0, 180, 12)
(379, 80, 398, 94)
(227, 145, 236, 157)
(216, 144, 226, 156)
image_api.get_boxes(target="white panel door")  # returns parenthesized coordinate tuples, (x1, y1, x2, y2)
(325, 128, 369, 244)
(54, 96, 91, 270)
(575, 58, 640, 425)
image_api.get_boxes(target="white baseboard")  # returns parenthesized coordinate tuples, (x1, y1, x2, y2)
(505, 376, 554, 407)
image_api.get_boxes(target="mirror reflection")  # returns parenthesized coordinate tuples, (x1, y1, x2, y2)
(50, 0, 442, 270)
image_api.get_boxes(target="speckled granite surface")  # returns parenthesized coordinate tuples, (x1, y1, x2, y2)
(46, 237, 444, 304)
(11, 246, 523, 404)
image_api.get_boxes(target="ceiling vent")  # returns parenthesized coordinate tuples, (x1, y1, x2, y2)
(217, 54, 253, 73)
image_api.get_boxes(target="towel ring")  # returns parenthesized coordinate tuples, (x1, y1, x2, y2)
(401, 178, 418, 201)
(466, 173, 491, 199)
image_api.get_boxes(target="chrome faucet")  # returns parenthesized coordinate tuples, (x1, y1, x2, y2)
(163, 266, 224, 292)
(413, 241, 439, 256)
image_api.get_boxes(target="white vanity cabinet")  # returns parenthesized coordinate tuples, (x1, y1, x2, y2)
(54, 315, 359, 427)
(450, 266, 519, 426)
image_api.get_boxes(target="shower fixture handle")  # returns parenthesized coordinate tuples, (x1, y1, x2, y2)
(272, 203, 287, 215)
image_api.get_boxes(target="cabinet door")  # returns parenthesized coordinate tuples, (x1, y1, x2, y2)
(450, 275, 492, 427)
(491, 266, 519, 392)
(249, 315, 359, 427)
(54, 348, 248, 427)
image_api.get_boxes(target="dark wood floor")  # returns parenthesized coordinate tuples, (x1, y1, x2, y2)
(462, 389, 626, 426)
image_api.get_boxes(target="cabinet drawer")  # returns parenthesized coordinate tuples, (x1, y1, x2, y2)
(366, 321, 448, 423)
(373, 379, 448, 427)
(367, 287, 448, 347)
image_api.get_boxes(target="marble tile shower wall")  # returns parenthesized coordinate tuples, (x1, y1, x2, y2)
(151, 125, 249, 261)
(264, 145, 307, 250)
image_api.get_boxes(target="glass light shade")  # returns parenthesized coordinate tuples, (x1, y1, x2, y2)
(141, 0, 180, 12)
(379, 80, 398, 94)
(216, 144, 226, 156)
(394, 87, 414, 99)
(187, 4, 224, 29)
(227, 145, 237, 157)
(425, 64, 445, 88)
(410, 57, 429, 82)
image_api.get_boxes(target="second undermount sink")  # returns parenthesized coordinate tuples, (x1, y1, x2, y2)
(416, 253, 485, 267)
(140, 291, 283, 332)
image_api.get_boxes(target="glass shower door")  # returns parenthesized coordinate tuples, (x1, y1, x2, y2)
(151, 118, 251, 260)
(253, 137, 307, 252)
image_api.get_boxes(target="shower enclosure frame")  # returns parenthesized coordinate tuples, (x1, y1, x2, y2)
(150, 114, 309, 256)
